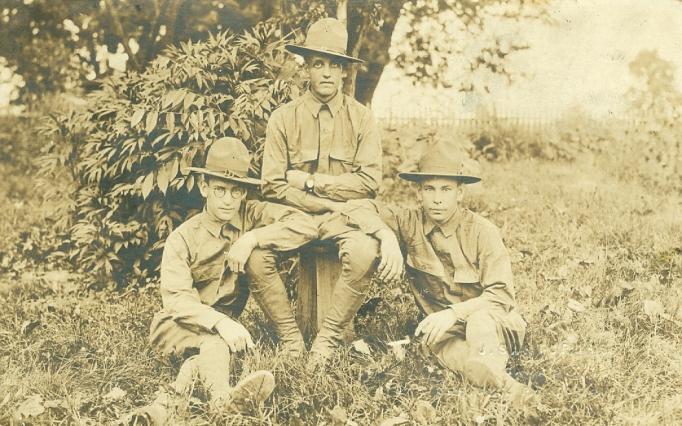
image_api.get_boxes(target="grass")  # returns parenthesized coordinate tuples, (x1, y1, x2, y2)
(1, 129, 681, 424)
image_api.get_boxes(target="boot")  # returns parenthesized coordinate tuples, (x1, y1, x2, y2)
(308, 281, 366, 368)
(121, 357, 199, 425)
(251, 282, 305, 356)
(197, 337, 233, 401)
(224, 370, 276, 414)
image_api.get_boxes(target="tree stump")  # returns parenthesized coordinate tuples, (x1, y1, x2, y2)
(296, 240, 341, 342)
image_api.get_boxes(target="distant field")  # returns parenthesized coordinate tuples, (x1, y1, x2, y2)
(1, 123, 681, 424)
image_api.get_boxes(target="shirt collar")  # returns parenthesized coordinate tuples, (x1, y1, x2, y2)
(302, 90, 344, 118)
(199, 209, 243, 238)
(422, 208, 464, 238)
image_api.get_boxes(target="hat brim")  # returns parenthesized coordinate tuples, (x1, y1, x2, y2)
(285, 44, 364, 64)
(398, 172, 481, 184)
(188, 167, 263, 186)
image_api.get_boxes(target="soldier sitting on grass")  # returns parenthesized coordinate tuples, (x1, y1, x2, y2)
(127, 137, 318, 423)
(339, 143, 538, 404)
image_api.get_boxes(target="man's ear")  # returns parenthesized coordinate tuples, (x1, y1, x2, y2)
(457, 183, 466, 203)
(198, 175, 208, 198)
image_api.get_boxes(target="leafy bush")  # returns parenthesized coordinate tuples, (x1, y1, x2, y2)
(38, 22, 298, 286)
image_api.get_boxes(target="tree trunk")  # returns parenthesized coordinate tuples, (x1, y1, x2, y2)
(344, 0, 403, 105)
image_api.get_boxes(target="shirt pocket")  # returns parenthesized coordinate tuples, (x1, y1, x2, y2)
(191, 263, 222, 290)
(406, 242, 442, 275)
(453, 267, 479, 284)
(329, 143, 356, 168)
(289, 147, 318, 170)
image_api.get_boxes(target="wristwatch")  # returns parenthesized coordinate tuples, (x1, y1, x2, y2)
(304, 175, 315, 193)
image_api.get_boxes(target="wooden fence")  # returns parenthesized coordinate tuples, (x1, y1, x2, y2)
(376, 113, 647, 132)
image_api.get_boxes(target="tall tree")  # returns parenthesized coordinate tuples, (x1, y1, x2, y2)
(0, 0, 547, 105)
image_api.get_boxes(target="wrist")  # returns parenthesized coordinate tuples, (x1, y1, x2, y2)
(376, 228, 397, 242)
(243, 231, 259, 248)
(304, 174, 315, 192)
(215, 316, 232, 330)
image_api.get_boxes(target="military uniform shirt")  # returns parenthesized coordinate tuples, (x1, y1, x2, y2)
(340, 200, 525, 351)
(262, 91, 382, 212)
(160, 201, 317, 333)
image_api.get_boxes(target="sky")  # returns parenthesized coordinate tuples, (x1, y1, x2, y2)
(372, 0, 682, 118)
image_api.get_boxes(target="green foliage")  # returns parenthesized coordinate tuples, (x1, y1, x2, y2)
(393, 0, 549, 92)
(0, 110, 73, 278)
(38, 21, 296, 286)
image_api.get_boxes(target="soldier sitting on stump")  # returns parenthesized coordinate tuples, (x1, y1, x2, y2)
(256, 17, 383, 366)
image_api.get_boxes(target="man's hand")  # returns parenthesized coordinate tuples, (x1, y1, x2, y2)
(415, 308, 460, 346)
(226, 232, 258, 273)
(214, 317, 255, 353)
(375, 229, 404, 282)
(286, 170, 310, 190)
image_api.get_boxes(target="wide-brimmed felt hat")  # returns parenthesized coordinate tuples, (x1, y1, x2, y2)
(188, 137, 263, 186)
(398, 143, 481, 184)
(285, 18, 364, 64)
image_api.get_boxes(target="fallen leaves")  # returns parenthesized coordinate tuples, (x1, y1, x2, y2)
(413, 400, 437, 425)
(103, 387, 127, 403)
(642, 299, 666, 321)
(14, 394, 45, 420)
(566, 299, 587, 313)
(351, 339, 372, 357)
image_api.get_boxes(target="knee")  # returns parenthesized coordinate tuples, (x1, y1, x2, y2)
(465, 310, 508, 360)
(339, 232, 379, 282)
(464, 310, 497, 340)
(199, 334, 229, 354)
(245, 248, 278, 287)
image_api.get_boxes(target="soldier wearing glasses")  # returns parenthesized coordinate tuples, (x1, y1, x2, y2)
(134, 137, 318, 421)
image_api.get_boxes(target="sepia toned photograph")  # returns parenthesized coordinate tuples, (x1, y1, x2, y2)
(0, 0, 680, 424)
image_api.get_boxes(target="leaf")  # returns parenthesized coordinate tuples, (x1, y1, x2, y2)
(351, 339, 372, 356)
(169, 157, 179, 183)
(207, 110, 216, 130)
(146, 110, 159, 133)
(186, 174, 195, 191)
(567, 299, 586, 313)
(183, 92, 196, 111)
(130, 109, 145, 127)
(15, 394, 45, 419)
(141, 173, 154, 199)
(378, 416, 410, 426)
(20, 319, 40, 335)
(413, 400, 437, 425)
(161, 92, 174, 109)
(329, 405, 347, 426)
(157, 164, 169, 195)
(170, 90, 185, 107)
(103, 386, 127, 403)
(642, 299, 665, 321)
(165, 113, 175, 132)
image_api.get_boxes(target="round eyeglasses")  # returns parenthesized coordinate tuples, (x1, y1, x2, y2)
(211, 186, 246, 199)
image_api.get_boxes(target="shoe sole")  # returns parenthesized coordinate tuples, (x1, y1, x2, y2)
(227, 370, 276, 413)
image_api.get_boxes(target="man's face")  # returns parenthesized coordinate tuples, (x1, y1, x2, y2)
(199, 176, 247, 222)
(306, 54, 346, 102)
(419, 177, 464, 225)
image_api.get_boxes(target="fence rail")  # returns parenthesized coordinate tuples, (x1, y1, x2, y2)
(376, 113, 648, 131)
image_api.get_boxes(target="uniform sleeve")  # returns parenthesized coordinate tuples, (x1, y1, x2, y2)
(450, 224, 516, 317)
(312, 109, 382, 201)
(261, 110, 335, 213)
(160, 232, 226, 331)
(339, 199, 409, 241)
(246, 201, 319, 251)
